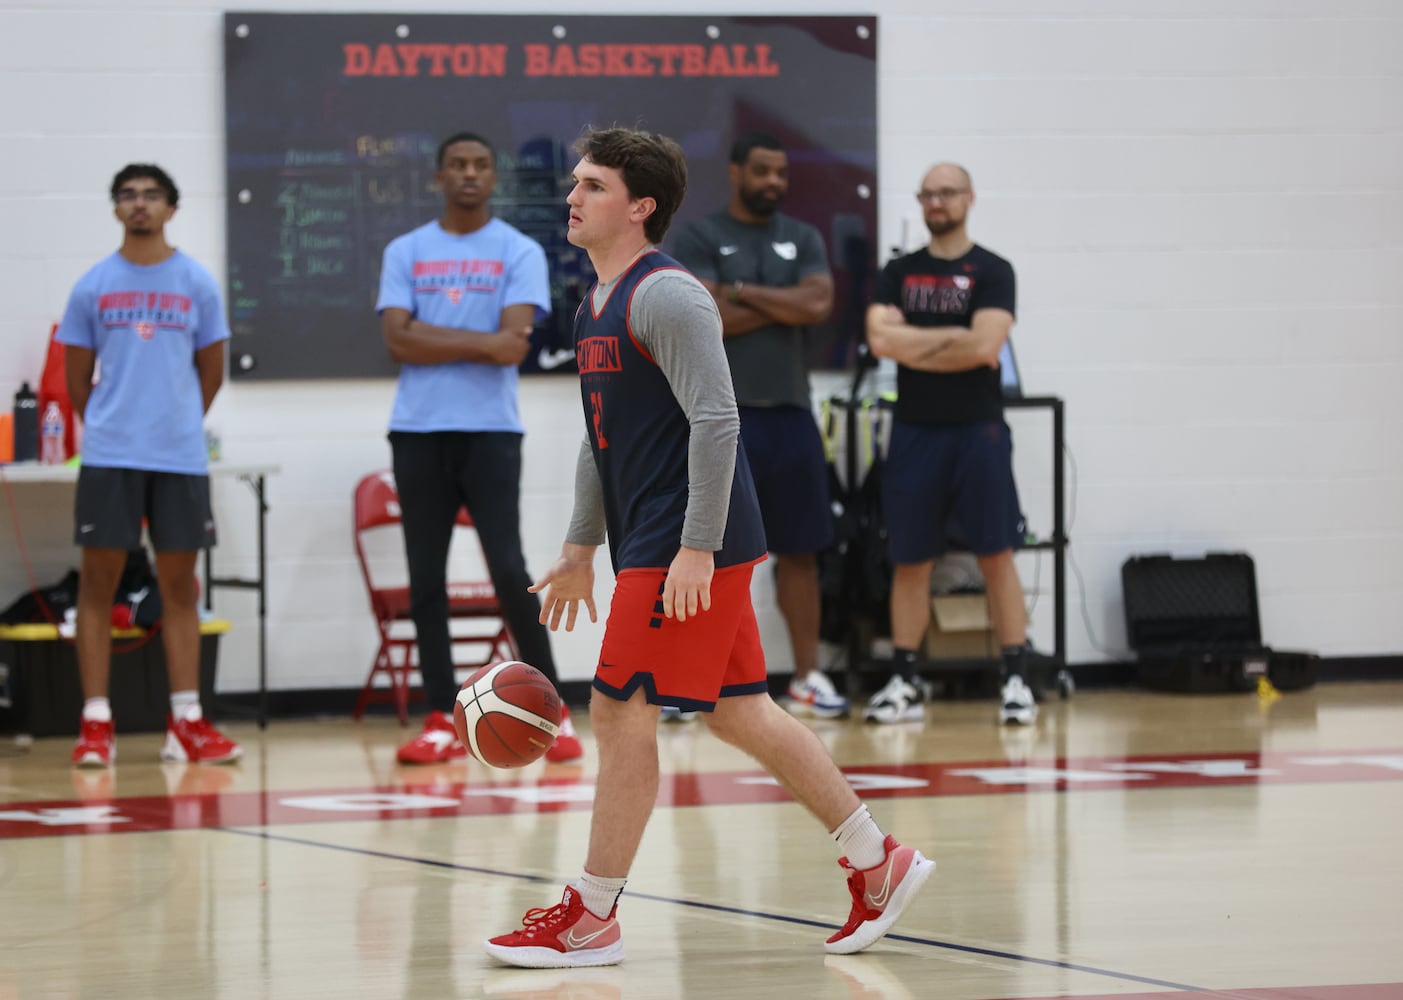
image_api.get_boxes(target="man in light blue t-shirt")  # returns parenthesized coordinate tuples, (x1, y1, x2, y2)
(376, 131, 581, 765)
(56, 163, 241, 768)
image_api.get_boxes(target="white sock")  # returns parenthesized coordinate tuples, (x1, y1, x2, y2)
(171, 690, 202, 722)
(82, 697, 112, 723)
(573, 871, 626, 920)
(831, 804, 888, 871)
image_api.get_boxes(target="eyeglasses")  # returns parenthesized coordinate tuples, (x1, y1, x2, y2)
(114, 189, 167, 204)
(915, 188, 968, 204)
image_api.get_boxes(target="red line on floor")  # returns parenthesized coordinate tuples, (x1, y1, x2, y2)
(3, 747, 1402, 840)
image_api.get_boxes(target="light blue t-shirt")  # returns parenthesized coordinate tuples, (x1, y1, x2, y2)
(376, 218, 551, 433)
(55, 251, 229, 475)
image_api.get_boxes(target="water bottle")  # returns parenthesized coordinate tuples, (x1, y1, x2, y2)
(12, 381, 38, 462)
(40, 400, 65, 465)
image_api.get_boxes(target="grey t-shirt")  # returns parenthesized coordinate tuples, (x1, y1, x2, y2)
(671, 210, 830, 409)
(566, 267, 740, 554)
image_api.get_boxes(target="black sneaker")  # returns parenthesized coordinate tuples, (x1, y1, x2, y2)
(863, 674, 926, 724)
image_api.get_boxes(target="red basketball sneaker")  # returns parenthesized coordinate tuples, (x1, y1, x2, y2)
(162, 714, 243, 765)
(484, 886, 624, 968)
(396, 709, 468, 765)
(824, 835, 936, 954)
(71, 718, 116, 768)
(545, 704, 583, 763)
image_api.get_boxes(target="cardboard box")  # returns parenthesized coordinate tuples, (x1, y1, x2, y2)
(924, 594, 998, 659)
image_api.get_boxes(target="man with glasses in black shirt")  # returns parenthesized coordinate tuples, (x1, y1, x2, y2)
(864, 163, 1035, 727)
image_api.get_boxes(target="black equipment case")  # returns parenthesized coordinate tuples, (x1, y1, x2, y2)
(1121, 553, 1316, 692)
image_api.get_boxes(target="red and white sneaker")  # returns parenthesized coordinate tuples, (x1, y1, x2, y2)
(71, 718, 116, 768)
(545, 705, 584, 763)
(396, 709, 468, 765)
(787, 670, 851, 719)
(162, 714, 243, 764)
(484, 886, 624, 968)
(825, 835, 936, 954)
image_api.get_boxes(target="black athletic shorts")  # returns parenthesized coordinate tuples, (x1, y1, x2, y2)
(880, 418, 1024, 563)
(738, 405, 834, 555)
(73, 465, 216, 552)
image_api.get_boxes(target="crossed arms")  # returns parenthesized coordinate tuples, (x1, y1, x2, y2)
(696, 271, 834, 338)
(864, 303, 1014, 373)
(380, 302, 536, 366)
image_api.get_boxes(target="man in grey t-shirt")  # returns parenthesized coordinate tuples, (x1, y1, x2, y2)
(671, 132, 848, 719)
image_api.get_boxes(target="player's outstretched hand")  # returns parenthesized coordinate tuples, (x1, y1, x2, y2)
(529, 549, 597, 632)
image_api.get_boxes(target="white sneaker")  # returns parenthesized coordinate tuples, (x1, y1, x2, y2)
(659, 705, 699, 723)
(999, 676, 1038, 726)
(788, 671, 850, 718)
(863, 674, 926, 725)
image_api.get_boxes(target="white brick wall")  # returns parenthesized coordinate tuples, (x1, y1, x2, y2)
(1, 0, 1399, 695)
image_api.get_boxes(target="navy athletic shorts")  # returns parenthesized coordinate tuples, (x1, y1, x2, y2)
(880, 418, 1024, 564)
(738, 405, 834, 555)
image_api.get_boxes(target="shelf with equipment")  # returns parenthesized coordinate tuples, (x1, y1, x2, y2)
(823, 389, 1069, 698)
(905, 394, 1070, 696)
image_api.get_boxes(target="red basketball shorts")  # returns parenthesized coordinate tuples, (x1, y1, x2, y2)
(593, 562, 768, 712)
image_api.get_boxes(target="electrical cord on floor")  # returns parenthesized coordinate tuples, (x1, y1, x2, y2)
(1062, 441, 1132, 661)
(1024, 548, 1041, 622)
(0, 466, 65, 631)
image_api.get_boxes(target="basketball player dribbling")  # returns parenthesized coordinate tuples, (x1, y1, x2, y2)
(483, 126, 935, 969)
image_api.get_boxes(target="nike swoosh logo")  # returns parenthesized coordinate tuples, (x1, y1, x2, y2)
(565, 925, 610, 948)
(537, 347, 576, 370)
(868, 858, 897, 909)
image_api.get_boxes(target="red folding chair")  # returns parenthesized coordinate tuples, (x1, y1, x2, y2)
(351, 470, 518, 724)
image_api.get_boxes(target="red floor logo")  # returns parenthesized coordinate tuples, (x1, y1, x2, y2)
(4, 750, 1402, 839)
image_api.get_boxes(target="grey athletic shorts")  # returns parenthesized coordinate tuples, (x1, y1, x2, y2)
(74, 466, 216, 552)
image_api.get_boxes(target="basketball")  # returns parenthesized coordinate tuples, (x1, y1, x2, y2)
(453, 660, 563, 768)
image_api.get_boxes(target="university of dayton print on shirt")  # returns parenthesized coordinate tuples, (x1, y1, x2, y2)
(410, 256, 505, 303)
(55, 251, 229, 475)
(376, 218, 550, 434)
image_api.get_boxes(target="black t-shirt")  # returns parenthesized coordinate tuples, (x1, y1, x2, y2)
(873, 244, 1016, 425)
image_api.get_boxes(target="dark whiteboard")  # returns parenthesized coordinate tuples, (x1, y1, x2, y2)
(224, 13, 877, 379)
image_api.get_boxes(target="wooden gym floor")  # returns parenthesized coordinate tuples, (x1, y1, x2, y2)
(2, 681, 1401, 999)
